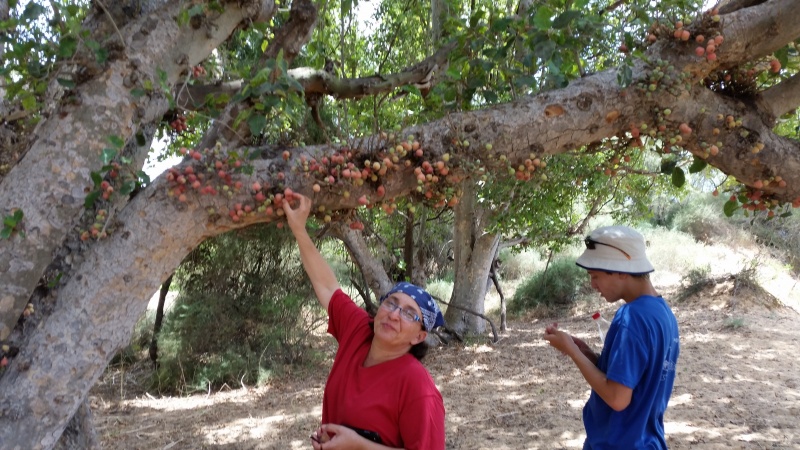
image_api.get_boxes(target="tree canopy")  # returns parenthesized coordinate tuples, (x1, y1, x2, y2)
(0, 0, 799, 447)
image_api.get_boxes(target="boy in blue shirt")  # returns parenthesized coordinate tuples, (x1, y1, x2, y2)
(544, 226, 680, 449)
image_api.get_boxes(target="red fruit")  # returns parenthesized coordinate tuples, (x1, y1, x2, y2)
(680, 30, 690, 41)
(282, 151, 291, 161)
(695, 47, 705, 57)
(706, 52, 717, 61)
(358, 195, 369, 205)
(695, 35, 705, 43)
(255, 192, 266, 202)
(415, 149, 424, 158)
(191, 151, 202, 161)
(0, 356, 7, 367)
(770, 59, 781, 73)
(712, 189, 719, 197)
(709, 145, 719, 156)
(714, 35, 724, 45)
(377, 185, 386, 197)
(252, 182, 262, 192)
(284, 187, 294, 198)
(706, 43, 716, 53)
(647, 33, 657, 43)
(679, 123, 692, 135)
(619, 44, 628, 53)
(312, 183, 321, 193)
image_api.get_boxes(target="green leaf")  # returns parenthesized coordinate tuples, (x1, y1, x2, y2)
(533, 7, 553, 29)
(671, 167, 685, 187)
(21, 2, 46, 21)
(775, 46, 789, 68)
(58, 36, 78, 58)
(514, 75, 537, 88)
(341, 0, 353, 17)
(0, 228, 11, 240)
(101, 148, 118, 165)
(660, 160, 677, 174)
(534, 40, 556, 61)
(91, 171, 103, 186)
(491, 18, 512, 33)
(248, 114, 267, 136)
(688, 157, 708, 173)
(446, 65, 462, 79)
(119, 181, 136, 196)
(21, 93, 36, 111)
(57, 78, 76, 89)
(723, 199, 739, 217)
(94, 48, 109, 65)
(616, 64, 632, 88)
(188, 5, 205, 17)
(84, 191, 101, 209)
(553, 10, 582, 29)
(108, 135, 125, 148)
(137, 171, 151, 185)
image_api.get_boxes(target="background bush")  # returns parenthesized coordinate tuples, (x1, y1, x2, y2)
(508, 257, 594, 316)
(149, 225, 325, 394)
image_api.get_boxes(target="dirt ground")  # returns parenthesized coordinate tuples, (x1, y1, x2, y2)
(92, 280, 800, 450)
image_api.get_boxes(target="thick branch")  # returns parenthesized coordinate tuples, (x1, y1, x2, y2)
(717, 0, 800, 68)
(758, 73, 800, 120)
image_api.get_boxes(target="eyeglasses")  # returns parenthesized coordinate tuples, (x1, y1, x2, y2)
(584, 236, 631, 260)
(380, 300, 422, 324)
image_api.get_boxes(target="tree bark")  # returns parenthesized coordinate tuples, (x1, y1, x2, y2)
(444, 181, 501, 335)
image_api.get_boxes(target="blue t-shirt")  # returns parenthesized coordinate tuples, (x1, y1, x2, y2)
(583, 295, 680, 449)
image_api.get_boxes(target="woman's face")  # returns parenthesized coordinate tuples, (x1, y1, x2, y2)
(374, 292, 428, 347)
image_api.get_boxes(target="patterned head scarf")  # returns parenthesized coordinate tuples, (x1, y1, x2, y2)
(379, 282, 445, 331)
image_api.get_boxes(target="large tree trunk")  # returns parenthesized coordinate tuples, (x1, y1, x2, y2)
(444, 182, 501, 336)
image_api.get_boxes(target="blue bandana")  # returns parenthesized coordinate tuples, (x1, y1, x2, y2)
(379, 282, 445, 331)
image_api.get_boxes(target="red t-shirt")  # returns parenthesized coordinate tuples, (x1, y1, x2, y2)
(321, 289, 445, 449)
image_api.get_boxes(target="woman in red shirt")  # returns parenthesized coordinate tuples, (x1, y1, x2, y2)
(283, 194, 446, 450)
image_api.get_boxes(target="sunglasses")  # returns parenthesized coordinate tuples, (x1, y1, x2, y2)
(584, 236, 631, 260)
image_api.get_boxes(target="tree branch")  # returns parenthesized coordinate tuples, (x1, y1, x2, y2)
(757, 73, 800, 121)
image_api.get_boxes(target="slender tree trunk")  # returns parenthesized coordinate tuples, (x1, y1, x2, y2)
(149, 274, 173, 367)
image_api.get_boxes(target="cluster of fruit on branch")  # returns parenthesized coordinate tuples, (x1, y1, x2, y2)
(163, 130, 555, 228)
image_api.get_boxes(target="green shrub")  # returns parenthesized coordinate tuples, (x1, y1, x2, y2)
(676, 264, 712, 302)
(508, 258, 593, 316)
(498, 248, 545, 281)
(149, 225, 325, 394)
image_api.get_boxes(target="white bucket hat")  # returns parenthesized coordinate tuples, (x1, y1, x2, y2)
(576, 226, 654, 274)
